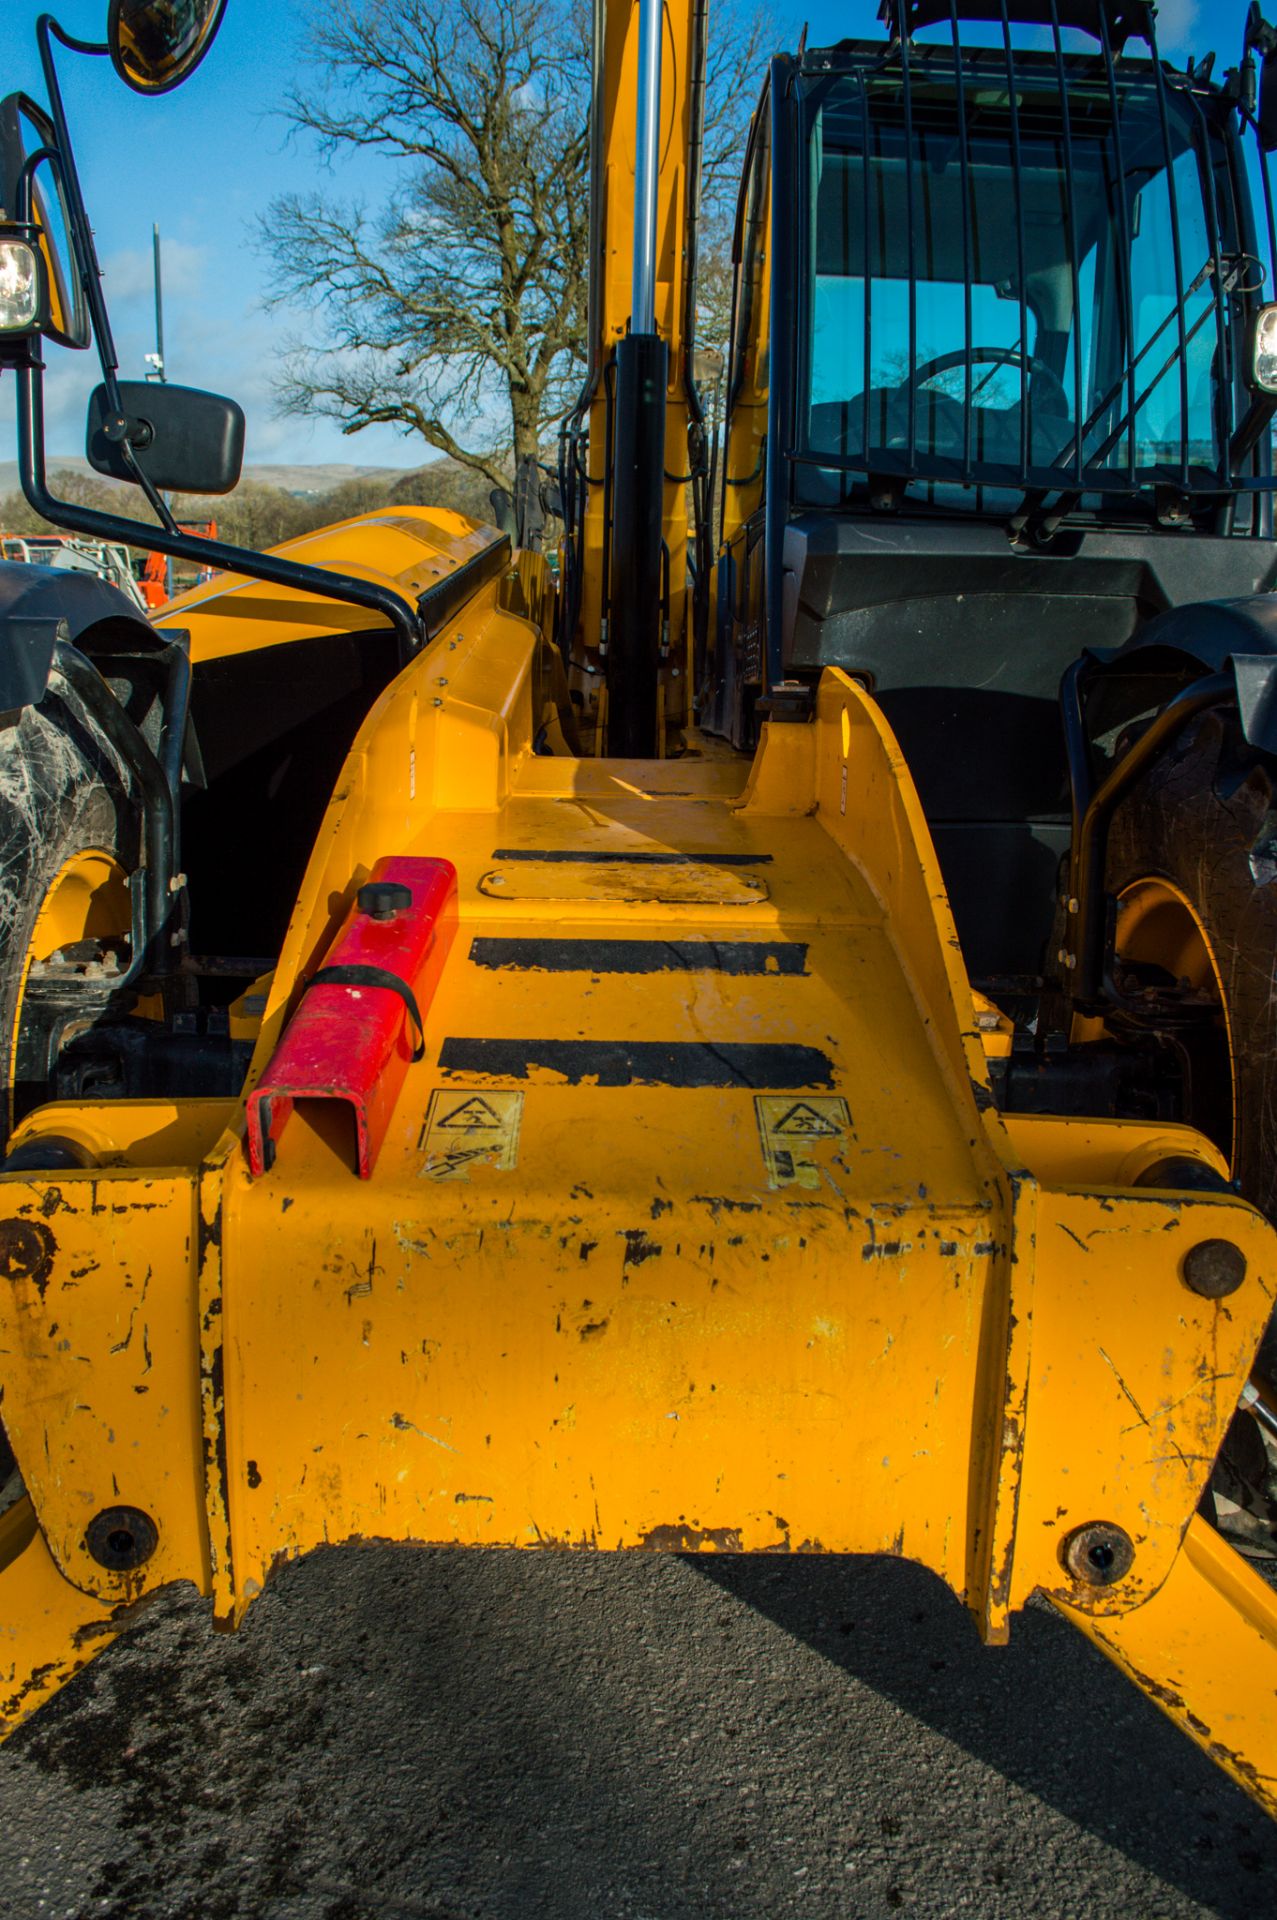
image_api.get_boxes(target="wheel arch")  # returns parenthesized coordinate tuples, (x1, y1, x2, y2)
(0, 560, 159, 651)
(1083, 596, 1277, 758)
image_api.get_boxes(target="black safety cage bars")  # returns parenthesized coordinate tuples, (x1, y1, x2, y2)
(780, 0, 1277, 509)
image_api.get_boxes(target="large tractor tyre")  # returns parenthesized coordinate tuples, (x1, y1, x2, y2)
(1105, 703, 1277, 1531)
(1106, 703, 1276, 1210)
(0, 681, 140, 1139)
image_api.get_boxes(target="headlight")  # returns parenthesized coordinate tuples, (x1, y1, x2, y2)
(0, 238, 40, 334)
(1251, 302, 1277, 395)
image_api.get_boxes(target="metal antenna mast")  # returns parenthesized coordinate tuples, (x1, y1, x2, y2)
(145, 223, 166, 383)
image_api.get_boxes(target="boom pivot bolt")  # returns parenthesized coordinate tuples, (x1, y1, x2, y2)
(1062, 1521, 1134, 1587)
(1181, 1238, 1247, 1299)
(356, 881, 413, 921)
(85, 1506, 159, 1573)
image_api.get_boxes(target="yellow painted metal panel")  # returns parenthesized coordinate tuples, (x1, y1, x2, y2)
(164, 508, 498, 664)
(217, 1106, 995, 1596)
(0, 1499, 122, 1736)
(0, 1173, 209, 1604)
(4, 1100, 239, 1169)
(1, 627, 1275, 1827)
(1060, 1516, 1277, 1819)
(1002, 1114, 1232, 1189)
(1004, 1185, 1277, 1614)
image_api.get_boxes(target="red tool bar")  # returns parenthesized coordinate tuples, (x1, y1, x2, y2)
(246, 855, 457, 1178)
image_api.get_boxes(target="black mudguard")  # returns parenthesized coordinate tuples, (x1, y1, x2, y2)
(0, 561, 160, 726)
(1088, 596, 1277, 757)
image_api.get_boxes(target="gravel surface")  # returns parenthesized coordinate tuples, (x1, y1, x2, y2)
(0, 1548, 1273, 1920)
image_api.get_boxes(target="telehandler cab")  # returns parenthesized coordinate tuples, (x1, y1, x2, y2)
(3, 0, 1277, 1819)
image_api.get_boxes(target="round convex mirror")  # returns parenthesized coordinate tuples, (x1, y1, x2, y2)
(107, 0, 229, 95)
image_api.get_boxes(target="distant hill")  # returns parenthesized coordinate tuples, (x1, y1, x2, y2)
(0, 458, 423, 500)
(0, 453, 498, 550)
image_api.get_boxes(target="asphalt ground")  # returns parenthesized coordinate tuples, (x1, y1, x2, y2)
(1, 1548, 1275, 1920)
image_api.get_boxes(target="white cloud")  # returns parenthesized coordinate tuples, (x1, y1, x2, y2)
(0, 351, 100, 457)
(247, 411, 323, 460)
(1154, 0, 1201, 55)
(99, 237, 207, 305)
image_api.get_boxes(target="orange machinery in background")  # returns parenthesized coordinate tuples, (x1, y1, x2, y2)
(139, 519, 218, 609)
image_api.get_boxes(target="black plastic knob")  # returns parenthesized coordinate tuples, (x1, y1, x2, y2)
(357, 880, 413, 921)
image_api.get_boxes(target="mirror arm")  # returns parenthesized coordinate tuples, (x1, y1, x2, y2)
(36, 15, 120, 408)
(43, 20, 110, 57)
(113, 433, 181, 537)
(16, 361, 427, 664)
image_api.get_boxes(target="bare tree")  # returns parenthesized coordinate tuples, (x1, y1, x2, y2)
(261, 0, 771, 487)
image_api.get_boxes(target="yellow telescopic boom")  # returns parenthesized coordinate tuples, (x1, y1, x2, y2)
(572, 0, 704, 753)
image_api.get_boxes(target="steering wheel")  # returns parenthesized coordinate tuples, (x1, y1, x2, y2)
(886, 346, 1070, 451)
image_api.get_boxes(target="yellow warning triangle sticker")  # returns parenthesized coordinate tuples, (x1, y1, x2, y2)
(436, 1096, 504, 1132)
(772, 1101, 843, 1137)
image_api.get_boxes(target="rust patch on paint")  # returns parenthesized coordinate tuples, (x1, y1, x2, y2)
(1120, 1659, 1277, 1801)
(640, 1523, 743, 1552)
(0, 1218, 56, 1299)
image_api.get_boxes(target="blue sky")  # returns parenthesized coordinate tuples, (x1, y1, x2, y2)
(0, 0, 1237, 471)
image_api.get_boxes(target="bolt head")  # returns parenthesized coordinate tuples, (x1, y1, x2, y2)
(86, 1505, 159, 1572)
(1181, 1238, 1247, 1299)
(1061, 1521, 1134, 1587)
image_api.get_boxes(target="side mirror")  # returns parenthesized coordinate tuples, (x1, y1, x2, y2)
(107, 0, 229, 97)
(85, 380, 245, 495)
(0, 95, 89, 351)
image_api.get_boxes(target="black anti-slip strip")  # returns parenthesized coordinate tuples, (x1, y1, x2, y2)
(468, 937, 809, 976)
(489, 849, 772, 865)
(438, 1039, 833, 1088)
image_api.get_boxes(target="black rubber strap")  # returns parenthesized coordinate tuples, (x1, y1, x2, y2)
(306, 964, 426, 1061)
